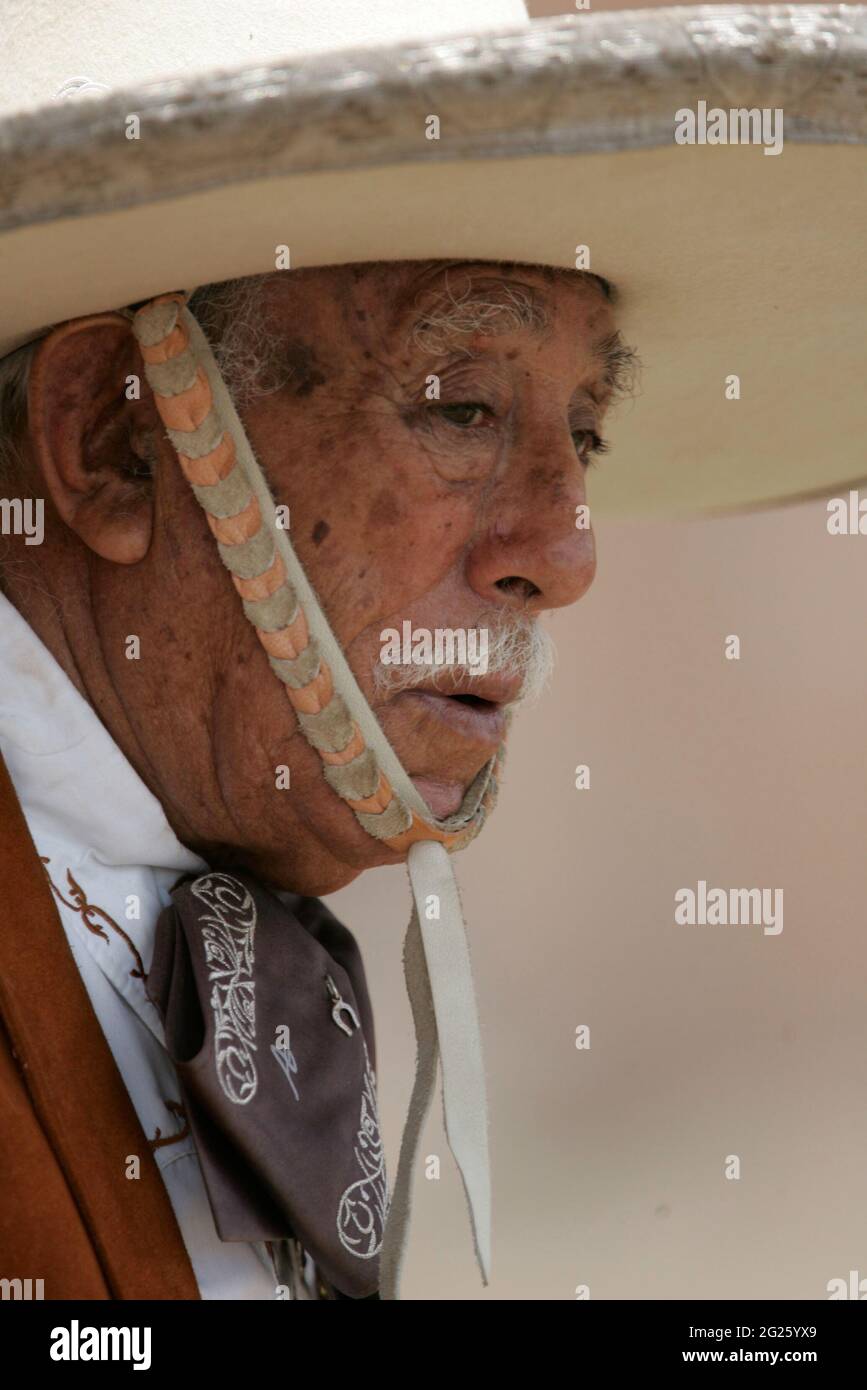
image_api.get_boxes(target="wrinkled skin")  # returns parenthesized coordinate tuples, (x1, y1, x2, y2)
(3, 261, 615, 894)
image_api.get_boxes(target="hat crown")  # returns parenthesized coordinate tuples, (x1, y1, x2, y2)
(1, 0, 529, 118)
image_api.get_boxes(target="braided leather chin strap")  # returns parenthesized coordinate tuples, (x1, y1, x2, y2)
(132, 291, 501, 1298)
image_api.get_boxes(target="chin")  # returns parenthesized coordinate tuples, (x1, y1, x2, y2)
(410, 775, 469, 819)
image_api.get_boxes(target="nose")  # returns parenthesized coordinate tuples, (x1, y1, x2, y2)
(464, 425, 597, 614)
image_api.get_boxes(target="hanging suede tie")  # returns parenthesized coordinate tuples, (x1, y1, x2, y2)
(378, 841, 491, 1299)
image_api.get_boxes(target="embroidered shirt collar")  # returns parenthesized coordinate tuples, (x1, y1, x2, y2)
(0, 588, 206, 1034)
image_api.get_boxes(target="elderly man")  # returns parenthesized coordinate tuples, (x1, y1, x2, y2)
(1, 0, 863, 1306)
(8, 262, 621, 873)
(0, 250, 633, 1301)
(0, 257, 631, 1300)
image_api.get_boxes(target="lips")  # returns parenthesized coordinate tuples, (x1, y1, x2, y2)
(399, 690, 507, 745)
(395, 674, 520, 747)
(414, 673, 523, 706)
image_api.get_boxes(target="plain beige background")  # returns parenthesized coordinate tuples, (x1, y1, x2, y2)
(330, 497, 867, 1300)
(326, 0, 867, 1305)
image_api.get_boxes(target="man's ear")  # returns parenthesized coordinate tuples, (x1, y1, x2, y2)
(28, 312, 161, 564)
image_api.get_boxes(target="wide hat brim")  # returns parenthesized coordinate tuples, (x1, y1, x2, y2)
(1, 5, 865, 519)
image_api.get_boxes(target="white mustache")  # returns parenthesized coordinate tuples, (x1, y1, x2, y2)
(372, 611, 556, 705)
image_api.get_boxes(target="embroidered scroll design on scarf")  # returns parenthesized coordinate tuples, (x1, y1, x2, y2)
(337, 1036, 388, 1260)
(271, 1030, 300, 1101)
(191, 873, 258, 1105)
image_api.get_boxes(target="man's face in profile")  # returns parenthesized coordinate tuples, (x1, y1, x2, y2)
(23, 260, 631, 891)
(228, 261, 622, 802)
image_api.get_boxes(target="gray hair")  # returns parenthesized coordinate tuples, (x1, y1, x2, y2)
(187, 274, 292, 405)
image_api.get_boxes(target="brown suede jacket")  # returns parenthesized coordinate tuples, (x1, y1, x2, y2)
(0, 750, 200, 1298)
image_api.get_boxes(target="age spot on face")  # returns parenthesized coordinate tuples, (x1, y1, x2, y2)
(369, 489, 402, 527)
(285, 341, 327, 397)
(311, 519, 330, 545)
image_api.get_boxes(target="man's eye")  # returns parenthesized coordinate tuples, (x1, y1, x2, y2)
(432, 402, 492, 428)
(571, 429, 610, 465)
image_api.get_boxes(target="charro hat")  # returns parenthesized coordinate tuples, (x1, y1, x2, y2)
(1, 2, 866, 516)
(1, 0, 865, 1297)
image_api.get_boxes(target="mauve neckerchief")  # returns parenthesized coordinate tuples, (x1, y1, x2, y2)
(148, 870, 385, 1299)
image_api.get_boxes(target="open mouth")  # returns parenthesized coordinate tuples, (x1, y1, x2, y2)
(448, 692, 498, 710)
(398, 688, 509, 745)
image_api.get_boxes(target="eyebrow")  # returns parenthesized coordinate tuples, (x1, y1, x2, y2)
(398, 267, 634, 403)
(592, 329, 638, 403)
(404, 275, 551, 356)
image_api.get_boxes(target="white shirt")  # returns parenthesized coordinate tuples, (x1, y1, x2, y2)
(0, 589, 318, 1299)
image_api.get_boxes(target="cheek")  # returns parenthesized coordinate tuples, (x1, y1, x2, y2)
(278, 420, 479, 640)
(347, 493, 477, 644)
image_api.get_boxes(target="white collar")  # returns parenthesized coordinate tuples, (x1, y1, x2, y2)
(0, 587, 204, 878)
(0, 587, 206, 1039)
